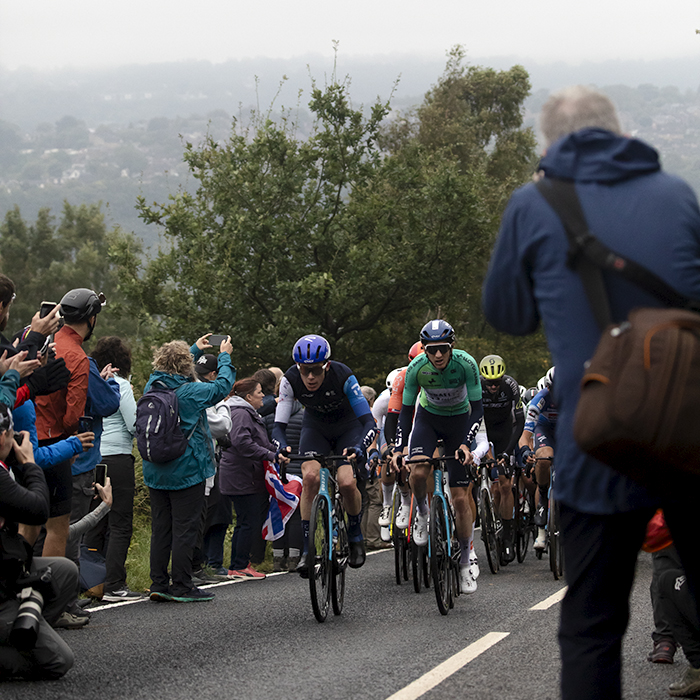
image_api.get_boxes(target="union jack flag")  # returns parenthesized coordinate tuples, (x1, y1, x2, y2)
(262, 461, 303, 541)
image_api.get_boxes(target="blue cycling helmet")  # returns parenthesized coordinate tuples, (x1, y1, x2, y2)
(292, 334, 331, 364)
(420, 319, 455, 345)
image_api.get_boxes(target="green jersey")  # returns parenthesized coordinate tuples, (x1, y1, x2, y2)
(402, 349, 482, 416)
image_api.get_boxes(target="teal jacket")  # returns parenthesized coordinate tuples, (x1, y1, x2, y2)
(141, 347, 235, 491)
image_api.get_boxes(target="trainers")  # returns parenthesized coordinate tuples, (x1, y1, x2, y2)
(149, 590, 174, 602)
(296, 552, 309, 579)
(534, 528, 547, 550)
(287, 556, 300, 573)
(669, 664, 700, 697)
(412, 509, 428, 546)
(395, 503, 410, 530)
(459, 565, 477, 594)
(192, 568, 221, 584)
(380, 525, 391, 542)
(229, 566, 266, 580)
(273, 556, 287, 572)
(648, 638, 677, 664)
(348, 540, 366, 568)
(172, 587, 216, 602)
(469, 552, 480, 580)
(53, 611, 90, 629)
(378, 505, 392, 527)
(102, 588, 146, 603)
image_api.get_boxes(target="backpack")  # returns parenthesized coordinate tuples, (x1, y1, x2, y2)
(537, 178, 700, 489)
(135, 380, 197, 463)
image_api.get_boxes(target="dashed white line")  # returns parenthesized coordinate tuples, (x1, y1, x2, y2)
(529, 586, 567, 610)
(384, 632, 510, 700)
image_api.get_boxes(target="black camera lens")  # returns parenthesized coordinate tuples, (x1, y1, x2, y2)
(9, 588, 45, 651)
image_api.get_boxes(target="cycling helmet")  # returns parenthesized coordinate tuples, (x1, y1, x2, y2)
(537, 376, 547, 391)
(545, 366, 555, 388)
(408, 341, 424, 361)
(386, 367, 406, 389)
(524, 387, 537, 404)
(479, 354, 506, 380)
(60, 288, 105, 341)
(519, 385, 527, 400)
(420, 319, 455, 345)
(292, 334, 331, 364)
(60, 288, 105, 324)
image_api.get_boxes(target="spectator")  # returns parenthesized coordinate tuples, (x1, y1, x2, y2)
(34, 288, 105, 558)
(220, 377, 289, 580)
(359, 385, 384, 550)
(0, 404, 76, 679)
(264, 390, 304, 572)
(253, 368, 277, 418)
(143, 336, 235, 603)
(483, 85, 700, 700)
(84, 337, 142, 602)
(191, 353, 232, 583)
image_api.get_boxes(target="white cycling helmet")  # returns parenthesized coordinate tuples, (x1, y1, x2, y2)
(386, 367, 406, 389)
(537, 377, 547, 391)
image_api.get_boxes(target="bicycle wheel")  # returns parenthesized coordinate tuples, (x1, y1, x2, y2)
(479, 489, 500, 574)
(392, 488, 403, 585)
(411, 540, 422, 593)
(549, 494, 564, 580)
(514, 487, 530, 564)
(430, 496, 451, 616)
(332, 496, 348, 616)
(308, 495, 331, 622)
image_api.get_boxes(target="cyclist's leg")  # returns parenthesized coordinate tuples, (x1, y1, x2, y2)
(407, 407, 437, 545)
(533, 425, 554, 550)
(379, 456, 396, 526)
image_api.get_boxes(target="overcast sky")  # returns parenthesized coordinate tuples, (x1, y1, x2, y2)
(1, 0, 699, 71)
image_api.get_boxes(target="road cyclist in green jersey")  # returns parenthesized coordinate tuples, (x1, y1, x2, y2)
(391, 320, 484, 594)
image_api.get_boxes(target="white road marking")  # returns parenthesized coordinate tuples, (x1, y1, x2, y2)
(529, 586, 567, 610)
(384, 631, 510, 700)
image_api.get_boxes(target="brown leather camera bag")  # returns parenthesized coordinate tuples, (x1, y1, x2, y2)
(537, 178, 700, 488)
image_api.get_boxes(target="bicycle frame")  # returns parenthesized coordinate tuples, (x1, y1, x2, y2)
(429, 465, 453, 562)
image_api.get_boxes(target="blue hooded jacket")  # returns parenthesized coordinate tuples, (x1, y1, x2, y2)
(141, 347, 235, 491)
(483, 128, 700, 514)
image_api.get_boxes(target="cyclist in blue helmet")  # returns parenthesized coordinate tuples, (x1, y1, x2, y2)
(273, 334, 377, 576)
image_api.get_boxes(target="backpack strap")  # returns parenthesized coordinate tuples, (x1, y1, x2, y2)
(152, 380, 199, 440)
(535, 178, 697, 329)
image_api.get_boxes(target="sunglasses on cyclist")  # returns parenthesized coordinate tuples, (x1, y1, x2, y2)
(297, 362, 329, 377)
(425, 343, 452, 356)
(485, 379, 501, 388)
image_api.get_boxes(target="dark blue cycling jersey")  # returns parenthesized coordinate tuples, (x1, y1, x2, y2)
(523, 387, 558, 433)
(272, 361, 376, 453)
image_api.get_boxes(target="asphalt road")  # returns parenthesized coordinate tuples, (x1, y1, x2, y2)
(1, 537, 683, 700)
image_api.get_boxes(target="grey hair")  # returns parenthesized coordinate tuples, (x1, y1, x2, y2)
(540, 86, 622, 148)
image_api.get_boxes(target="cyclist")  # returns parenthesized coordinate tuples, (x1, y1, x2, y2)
(391, 320, 483, 594)
(479, 354, 525, 565)
(518, 367, 557, 552)
(378, 342, 424, 531)
(273, 334, 377, 577)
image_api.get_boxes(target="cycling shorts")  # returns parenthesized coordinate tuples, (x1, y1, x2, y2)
(534, 423, 555, 451)
(408, 405, 473, 488)
(298, 417, 363, 472)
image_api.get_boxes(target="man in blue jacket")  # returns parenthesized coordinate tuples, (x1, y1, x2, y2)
(483, 86, 700, 700)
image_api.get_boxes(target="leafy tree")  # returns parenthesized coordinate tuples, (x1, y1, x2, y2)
(115, 55, 546, 385)
(0, 202, 143, 346)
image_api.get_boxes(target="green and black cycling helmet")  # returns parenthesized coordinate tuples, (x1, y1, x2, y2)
(60, 288, 105, 340)
(479, 354, 506, 381)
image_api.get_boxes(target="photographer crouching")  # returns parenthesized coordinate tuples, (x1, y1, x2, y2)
(0, 404, 75, 680)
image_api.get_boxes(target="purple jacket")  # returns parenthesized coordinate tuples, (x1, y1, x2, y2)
(219, 396, 277, 496)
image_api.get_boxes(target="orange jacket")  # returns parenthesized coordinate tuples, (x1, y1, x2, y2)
(35, 326, 89, 440)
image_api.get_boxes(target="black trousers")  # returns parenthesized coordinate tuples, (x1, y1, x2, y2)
(149, 481, 205, 596)
(229, 493, 268, 571)
(559, 492, 700, 700)
(84, 454, 135, 593)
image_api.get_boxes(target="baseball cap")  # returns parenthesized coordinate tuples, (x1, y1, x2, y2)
(195, 354, 218, 375)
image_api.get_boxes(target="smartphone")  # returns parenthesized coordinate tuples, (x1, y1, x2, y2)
(39, 301, 58, 318)
(78, 416, 94, 433)
(94, 464, 107, 488)
(207, 334, 228, 346)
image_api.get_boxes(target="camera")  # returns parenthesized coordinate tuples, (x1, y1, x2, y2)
(9, 566, 55, 651)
